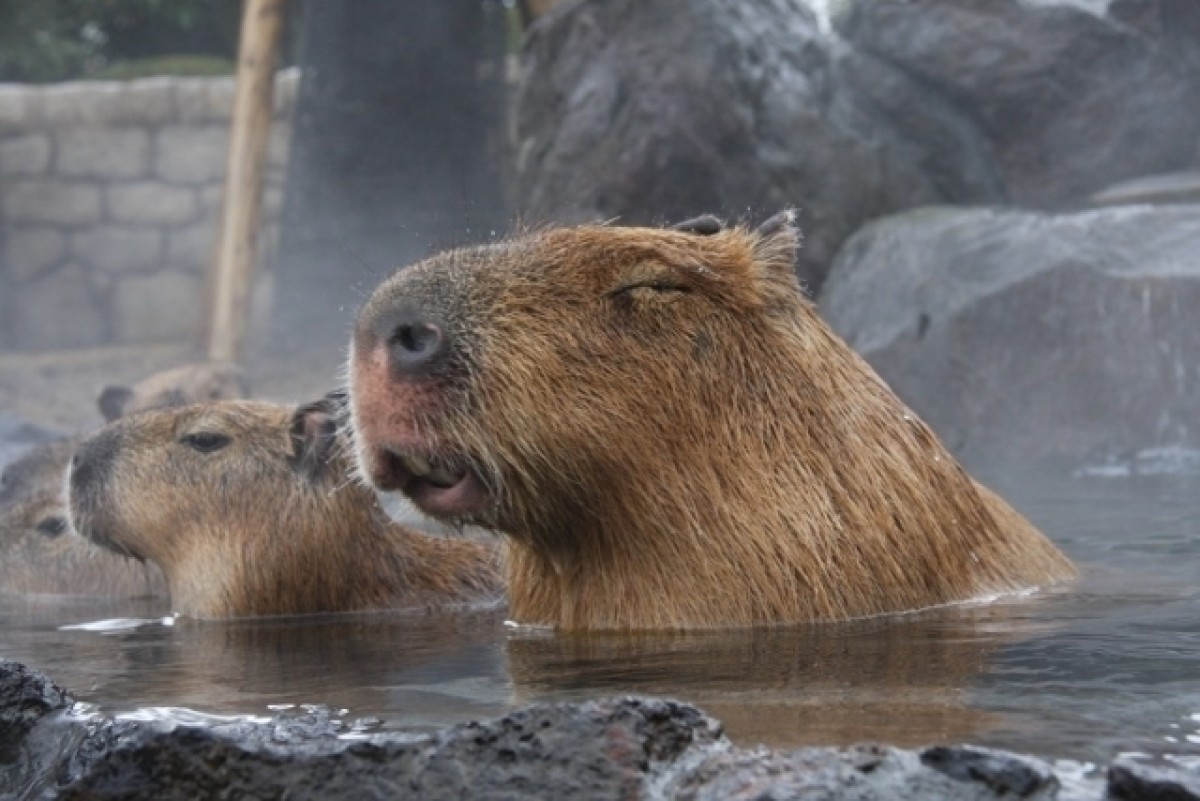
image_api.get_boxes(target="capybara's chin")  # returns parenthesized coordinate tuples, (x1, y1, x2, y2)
(350, 212, 1076, 631)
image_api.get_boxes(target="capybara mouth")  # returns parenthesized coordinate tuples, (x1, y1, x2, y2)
(372, 446, 493, 519)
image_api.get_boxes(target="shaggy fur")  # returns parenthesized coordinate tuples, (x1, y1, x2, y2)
(68, 400, 504, 618)
(350, 214, 1075, 630)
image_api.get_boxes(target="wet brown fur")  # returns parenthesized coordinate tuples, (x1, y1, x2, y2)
(352, 217, 1075, 630)
(69, 401, 504, 618)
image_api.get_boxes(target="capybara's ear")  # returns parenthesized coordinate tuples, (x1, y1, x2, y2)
(752, 209, 802, 284)
(289, 399, 339, 479)
(97, 385, 134, 422)
(670, 214, 723, 236)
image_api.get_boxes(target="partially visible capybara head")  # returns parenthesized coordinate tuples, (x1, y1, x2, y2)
(350, 213, 1075, 630)
(0, 491, 166, 597)
(68, 398, 503, 618)
(0, 437, 80, 510)
(97, 362, 249, 423)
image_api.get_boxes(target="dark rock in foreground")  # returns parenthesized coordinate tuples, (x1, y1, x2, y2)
(1109, 756, 1200, 801)
(11, 658, 1200, 800)
(820, 204, 1200, 468)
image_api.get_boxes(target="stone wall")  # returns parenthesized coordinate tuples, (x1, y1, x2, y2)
(0, 70, 297, 352)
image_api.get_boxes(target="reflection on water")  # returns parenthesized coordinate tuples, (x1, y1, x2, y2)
(0, 473, 1197, 765)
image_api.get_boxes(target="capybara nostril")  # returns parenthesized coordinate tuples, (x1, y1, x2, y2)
(385, 315, 446, 376)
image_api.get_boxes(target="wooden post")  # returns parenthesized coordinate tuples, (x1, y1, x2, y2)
(206, 0, 288, 363)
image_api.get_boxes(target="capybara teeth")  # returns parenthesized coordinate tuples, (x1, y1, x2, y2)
(426, 465, 464, 488)
(400, 452, 434, 477)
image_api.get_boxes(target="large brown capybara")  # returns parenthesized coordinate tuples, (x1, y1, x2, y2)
(349, 212, 1076, 631)
(67, 398, 504, 618)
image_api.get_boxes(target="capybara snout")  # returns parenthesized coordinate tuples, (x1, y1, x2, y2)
(351, 213, 1074, 630)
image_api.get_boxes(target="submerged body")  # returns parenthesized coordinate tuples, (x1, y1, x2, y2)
(68, 399, 504, 618)
(350, 213, 1075, 631)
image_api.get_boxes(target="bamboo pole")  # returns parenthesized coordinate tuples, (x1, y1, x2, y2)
(205, 0, 288, 363)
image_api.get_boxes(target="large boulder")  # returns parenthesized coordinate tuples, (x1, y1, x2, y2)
(820, 204, 1200, 468)
(514, 0, 1003, 289)
(836, 0, 1200, 206)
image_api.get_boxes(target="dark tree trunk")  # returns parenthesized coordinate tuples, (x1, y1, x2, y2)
(269, 0, 509, 365)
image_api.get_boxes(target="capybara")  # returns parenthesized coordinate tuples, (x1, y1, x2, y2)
(0, 437, 80, 510)
(0, 363, 253, 598)
(97, 362, 249, 423)
(68, 398, 504, 618)
(349, 212, 1075, 630)
(0, 491, 166, 597)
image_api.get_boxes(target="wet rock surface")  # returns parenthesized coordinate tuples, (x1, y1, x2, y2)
(820, 204, 1200, 468)
(1108, 756, 1200, 801)
(18, 658, 1200, 800)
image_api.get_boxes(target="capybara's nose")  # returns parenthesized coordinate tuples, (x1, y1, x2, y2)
(69, 430, 118, 494)
(372, 306, 448, 377)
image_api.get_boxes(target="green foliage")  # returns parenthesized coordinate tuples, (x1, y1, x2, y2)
(89, 54, 234, 80)
(0, 0, 242, 83)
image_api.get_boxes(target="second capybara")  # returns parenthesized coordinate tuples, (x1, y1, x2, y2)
(349, 212, 1075, 630)
(0, 492, 166, 597)
(68, 398, 504, 618)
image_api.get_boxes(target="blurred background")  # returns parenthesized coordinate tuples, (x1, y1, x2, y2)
(0, 0, 1198, 476)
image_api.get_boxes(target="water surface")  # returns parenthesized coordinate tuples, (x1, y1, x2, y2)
(1, 472, 1197, 770)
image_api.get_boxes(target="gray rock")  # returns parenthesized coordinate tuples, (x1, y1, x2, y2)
(3, 227, 66, 284)
(514, 0, 1002, 290)
(1091, 171, 1200, 207)
(165, 221, 216, 272)
(154, 126, 229, 184)
(39, 80, 176, 127)
(59, 697, 721, 801)
(0, 660, 71, 732)
(836, 0, 1200, 206)
(0, 134, 52, 177)
(669, 743, 1060, 801)
(0, 87, 28, 135)
(5, 181, 103, 227)
(10, 263, 106, 350)
(110, 271, 205, 343)
(71, 226, 163, 275)
(174, 77, 237, 124)
(55, 128, 150, 180)
(1108, 757, 1200, 801)
(106, 183, 199, 226)
(820, 204, 1200, 467)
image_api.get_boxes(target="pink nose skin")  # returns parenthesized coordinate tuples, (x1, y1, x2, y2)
(350, 339, 494, 520)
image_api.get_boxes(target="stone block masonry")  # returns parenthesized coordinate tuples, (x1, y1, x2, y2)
(0, 70, 297, 351)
